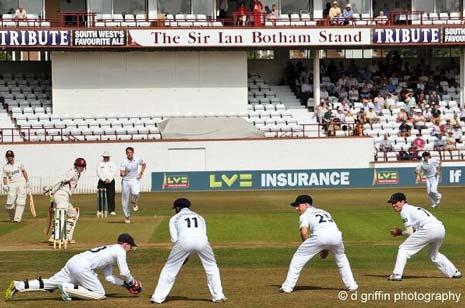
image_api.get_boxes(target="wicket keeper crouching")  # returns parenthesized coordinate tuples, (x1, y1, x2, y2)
(5, 233, 141, 301)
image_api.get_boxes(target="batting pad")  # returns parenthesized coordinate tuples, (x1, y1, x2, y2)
(65, 286, 106, 300)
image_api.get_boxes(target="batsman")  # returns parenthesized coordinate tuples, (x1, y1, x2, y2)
(45, 158, 87, 245)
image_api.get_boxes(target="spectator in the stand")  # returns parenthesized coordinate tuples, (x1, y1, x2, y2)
(346, 60, 359, 78)
(379, 84, 389, 98)
(353, 119, 364, 136)
(398, 120, 411, 137)
(372, 99, 382, 116)
(428, 90, 440, 106)
(445, 131, 457, 152)
(413, 133, 426, 151)
(407, 143, 420, 160)
(385, 93, 396, 110)
(235, 3, 249, 26)
(316, 101, 329, 124)
(359, 83, 372, 99)
(366, 107, 379, 125)
(329, 1, 343, 25)
(423, 104, 432, 122)
(14, 5, 27, 20)
(413, 109, 427, 131)
(459, 105, 465, 122)
(373, 93, 385, 109)
(342, 4, 354, 25)
(396, 107, 409, 123)
(320, 86, 329, 100)
(379, 134, 394, 152)
(416, 91, 427, 109)
(433, 134, 445, 151)
(252, 0, 264, 27)
(322, 106, 333, 133)
(266, 4, 279, 22)
(452, 126, 462, 143)
(431, 104, 441, 125)
(348, 85, 359, 102)
(338, 85, 348, 101)
(217, 0, 229, 19)
(405, 91, 416, 110)
(323, 2, 332, 19)
(375, 10, 388, 25)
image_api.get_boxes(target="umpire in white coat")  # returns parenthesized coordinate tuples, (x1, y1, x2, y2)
(150, 198, 226, 304)
(96, 151, 116, 215)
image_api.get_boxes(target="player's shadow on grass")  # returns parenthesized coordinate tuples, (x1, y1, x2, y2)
(365, 274, 445, 279)
(270, 284, 344, 291)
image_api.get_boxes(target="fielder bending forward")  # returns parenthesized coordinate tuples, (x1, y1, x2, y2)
(46, 158, 86, 244)
(120, 147, 146, 224)
(2, 150, 30, 223)
(5, 233, 141, 301)
(281, 194, 358, 293)
(415, 151, 442, 208)
(151, 198, 226, 304)
(387, 192, 462, 281)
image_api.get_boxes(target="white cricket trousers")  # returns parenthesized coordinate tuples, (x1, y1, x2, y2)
(151, 237, 225, 303)
(121, 179, 140, 218)
(15, 255, 105, 296)
(53, 191, 78, 218)
(5, 181, 27, 222)
(281, 231, 358, 292)
(393, 223, 458, 277)
(426, 176, 441, 206)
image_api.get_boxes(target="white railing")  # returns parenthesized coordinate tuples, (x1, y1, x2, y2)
(6, 174, 153, 195)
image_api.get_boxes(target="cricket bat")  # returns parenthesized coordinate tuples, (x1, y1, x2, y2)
(43, 198, 54, 235)
(29, 193, 37, 218)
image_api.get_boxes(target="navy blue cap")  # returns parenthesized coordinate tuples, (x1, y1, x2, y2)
(173, 198, 191, 209)
(118, 233, 137, 247)
(290, 194, 313, 206)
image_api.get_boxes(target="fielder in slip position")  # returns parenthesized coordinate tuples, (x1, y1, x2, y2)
(387, 192, 462, 281)
(151, 198, 226, 304)
(415, 151, 442, 208)
(2, 150, 30, 223)
(120, 147, 146, 224)
(45, 158, 87, 244)
(5, 233, 141, 301)
(281, 194, 358, 293)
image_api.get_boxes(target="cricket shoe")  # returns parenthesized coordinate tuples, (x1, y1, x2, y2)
(452, 270, 462, 279)
(279, 287, 292, 294)
(57, 284, 72, 301)
(4, 281, 18, 300)
(110, 211, 116, 216)
(132, 203, 139, 211)
(124, 218, 131, 224)
(347, 284, 358, 292)
(431, 203, 439, 208)
(388, 274, 402, 281)
(213, 297, 228, 303)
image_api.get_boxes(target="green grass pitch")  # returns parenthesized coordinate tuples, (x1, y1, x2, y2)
(0, 187, 463, 308)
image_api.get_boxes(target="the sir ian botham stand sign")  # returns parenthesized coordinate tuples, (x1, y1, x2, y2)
(128, 28, 370, 48)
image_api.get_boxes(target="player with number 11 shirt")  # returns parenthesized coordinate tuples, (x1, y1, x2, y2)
(151, 198, 226, 304)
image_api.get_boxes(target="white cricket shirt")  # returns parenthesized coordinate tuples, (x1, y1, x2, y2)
(400, 203, 441, 231)
(120, 157, 144, 181)
(2, 160, 26, 183)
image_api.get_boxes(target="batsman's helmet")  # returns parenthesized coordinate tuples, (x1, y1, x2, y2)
(173, 198, 191, 209)
(74, 157, 87, 168)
